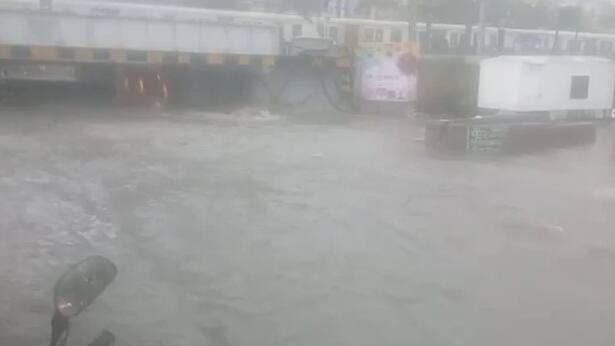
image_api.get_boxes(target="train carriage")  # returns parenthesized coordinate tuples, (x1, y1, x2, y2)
(1, 0, 615, 57)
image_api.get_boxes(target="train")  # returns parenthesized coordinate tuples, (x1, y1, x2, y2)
(1, 0, 614, 56)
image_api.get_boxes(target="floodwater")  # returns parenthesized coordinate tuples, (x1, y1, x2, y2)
(1, 106, 615, 346)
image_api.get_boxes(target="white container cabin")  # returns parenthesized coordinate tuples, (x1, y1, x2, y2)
(478, 55, 615, 119)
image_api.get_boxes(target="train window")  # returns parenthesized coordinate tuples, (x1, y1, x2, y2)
(432, 31, 448, 51)
(317, 23, 325, 37)
(292, 24, 302, 37)
(419, 31, 428, 49)
(498, 29, 505, 50)
(543, 38, 550, 49)
(460, 33, 469, 48)
(489, 34, 498, 48)
(584, 39, 597, 54)
(600, 41, 613, 54)
(552, 39, 561, 51)
(519, 34, 539, 50)
(450, 33, 459, 48)
(364, 28, 375, 42)
(391, 29, 402, 43)
(570, 76, 590, 99)
(375, 29, 384, 42)
(568, 39, 582, 52)
(329, 26, 339, 41)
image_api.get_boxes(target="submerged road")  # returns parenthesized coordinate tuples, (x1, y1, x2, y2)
(1, 106, 615, 346)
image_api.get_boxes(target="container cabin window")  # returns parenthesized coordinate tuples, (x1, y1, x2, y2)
(570, 76, 589, 99)
(292, 24, 302, 37)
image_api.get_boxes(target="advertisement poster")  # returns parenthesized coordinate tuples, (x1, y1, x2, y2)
(356, 43, 419, 102)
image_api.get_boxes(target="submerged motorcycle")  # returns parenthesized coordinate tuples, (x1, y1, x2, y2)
(49, 256, 117, 346)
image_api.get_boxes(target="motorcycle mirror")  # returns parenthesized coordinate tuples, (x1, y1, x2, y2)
(53, 256, 117, 318)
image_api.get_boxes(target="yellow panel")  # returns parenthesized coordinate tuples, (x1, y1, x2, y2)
(30, 46, 57, 61)
(207, 54, 224, 65)
(75, 48, 94, 61)
(336, 58, 352, 68)
(0, 45, 11, 59)
(311, 56, 323, 66)
(148, 51, 163, 64)
(110, 50, 126, 63)
(177, 53, 191, 64)
(238, 55, 251, 65)
(262, 56, 276, 67)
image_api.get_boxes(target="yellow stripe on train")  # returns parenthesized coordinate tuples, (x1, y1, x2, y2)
(0, 46, 280, 68)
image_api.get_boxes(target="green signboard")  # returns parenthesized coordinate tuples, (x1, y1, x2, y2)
(469, 125, 509, 152)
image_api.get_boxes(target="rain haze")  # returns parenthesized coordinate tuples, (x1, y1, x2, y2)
(1, 1, 615, 346)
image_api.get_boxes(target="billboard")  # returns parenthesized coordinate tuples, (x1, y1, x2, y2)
(356, 43, 419, 102)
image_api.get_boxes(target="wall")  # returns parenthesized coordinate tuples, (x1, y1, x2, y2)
(479, 59, 522, 111)
(251, 57, 352, 115)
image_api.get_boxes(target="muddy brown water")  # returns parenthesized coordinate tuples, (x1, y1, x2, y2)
(1, 106, 615, 346)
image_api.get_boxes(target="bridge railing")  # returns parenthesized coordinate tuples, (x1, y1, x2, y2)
(0, 8, 280, 57)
